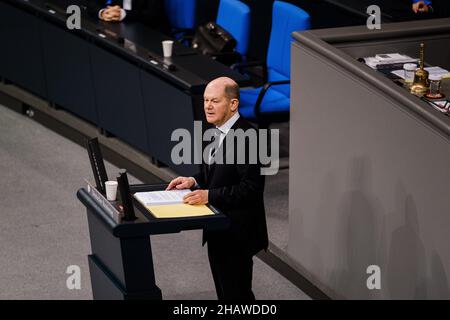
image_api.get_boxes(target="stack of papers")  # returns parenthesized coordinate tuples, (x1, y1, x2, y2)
(363, 53, 418, 69)
(133, 190, 214, 218)
(135, 189, 191, 206)
(423, 66, 450, 79)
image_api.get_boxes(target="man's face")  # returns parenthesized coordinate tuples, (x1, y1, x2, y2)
(203, 83, 236, 127)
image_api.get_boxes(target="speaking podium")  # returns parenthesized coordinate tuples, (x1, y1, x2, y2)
(77, 183, 229, 300)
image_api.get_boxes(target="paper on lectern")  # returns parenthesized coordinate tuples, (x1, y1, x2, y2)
(145, 204, 214, 218)
(134, 189, 191, 206)
(133, 190, 214, 218)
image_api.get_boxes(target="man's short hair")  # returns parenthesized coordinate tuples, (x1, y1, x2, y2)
(224, 82, 240, 101)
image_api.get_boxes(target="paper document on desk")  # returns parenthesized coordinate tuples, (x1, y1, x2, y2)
(134, 189, 191, 205)
(423, 67, 450, 79)
(391, 67, 450, 79)
(145, 204, 214, 218)
(133, 190, 214, 218)
(364, 53, 417, 69)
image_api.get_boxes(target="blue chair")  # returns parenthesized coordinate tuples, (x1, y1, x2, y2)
(164, 0, 197, 39)
(238, 1, 310, 125)
(216, 0, 250, 58)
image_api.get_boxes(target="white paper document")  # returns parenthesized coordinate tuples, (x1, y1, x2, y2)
(364, 53, 417, 69)
(391, 66, 450, 79)
(375, 53, 411, 61)
(134, 189, 191, 206)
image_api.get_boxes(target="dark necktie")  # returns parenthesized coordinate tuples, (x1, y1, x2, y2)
(206, 129, 221, 177)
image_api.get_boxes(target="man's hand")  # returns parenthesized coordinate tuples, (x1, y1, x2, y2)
(166, 176, 196, 191)
(183, 190, 209, 205)
(412, 1, 430, 13)
(100, 5, 122, 22)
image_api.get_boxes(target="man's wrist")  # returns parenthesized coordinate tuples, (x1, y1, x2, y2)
(190, 177, 198, 188)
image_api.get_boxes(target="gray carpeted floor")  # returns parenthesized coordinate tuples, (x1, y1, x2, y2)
(0, 104, 307, 300)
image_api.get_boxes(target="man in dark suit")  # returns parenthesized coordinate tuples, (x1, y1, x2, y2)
(87, 0, 170, 34)
(167, 77, 269, 300)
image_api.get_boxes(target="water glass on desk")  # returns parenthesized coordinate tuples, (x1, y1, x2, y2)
(162, 40, 174, 58)
(403, 63, 417, 84)
(105, 181, 118, 201)
(428, 74, 443, 98)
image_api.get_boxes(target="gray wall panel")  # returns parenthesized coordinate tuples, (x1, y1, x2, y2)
(90, 45, 149, 153)
(0, 2, 47, 98)
(140, 70, 199, 176)
(41, 21, 98, 124)
(289, 41, 450, 299)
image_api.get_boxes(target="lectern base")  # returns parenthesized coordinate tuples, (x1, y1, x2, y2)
(88, 255, 162, 300)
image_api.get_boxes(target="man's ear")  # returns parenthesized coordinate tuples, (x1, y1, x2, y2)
(230, 99, 239, 112)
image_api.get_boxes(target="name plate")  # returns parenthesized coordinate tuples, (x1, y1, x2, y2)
(85, 180, 121, 223)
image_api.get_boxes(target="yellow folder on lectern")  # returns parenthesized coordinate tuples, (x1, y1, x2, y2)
(146, 204, 214, 218)
(133, 189, 215, 218)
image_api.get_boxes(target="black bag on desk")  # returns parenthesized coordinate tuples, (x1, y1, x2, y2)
(192, 22, 241, 65)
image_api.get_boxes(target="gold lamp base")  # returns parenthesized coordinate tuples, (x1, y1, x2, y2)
(410, 83, 429, 95)
(410, 43, 430, 95)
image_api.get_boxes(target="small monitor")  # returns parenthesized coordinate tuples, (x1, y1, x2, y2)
(117, 169, 137, 221)
(86, 138, 108, 195)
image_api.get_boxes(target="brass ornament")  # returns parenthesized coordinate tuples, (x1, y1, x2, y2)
(410, 43, 430, 95)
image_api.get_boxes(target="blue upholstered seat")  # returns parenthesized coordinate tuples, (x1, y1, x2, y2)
(239, 1, 310, 122)
(239, 87, 290, 119)
(216, 0, 251, 57)
(165, 0, 196, 38)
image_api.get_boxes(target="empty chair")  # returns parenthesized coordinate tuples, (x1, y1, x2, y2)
(238, 1, 310, 126)
(216, 0, 251, 58)
(165, 0, 197, 39)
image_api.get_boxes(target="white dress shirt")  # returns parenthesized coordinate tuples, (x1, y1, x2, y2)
(215, 112, 240, 150)
(192, 112, 240, 187)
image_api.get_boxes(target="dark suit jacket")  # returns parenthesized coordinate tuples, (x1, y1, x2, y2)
(193, 116, 269, 256)
(432, 0, 450, 17)
(87, 0, 170, 34)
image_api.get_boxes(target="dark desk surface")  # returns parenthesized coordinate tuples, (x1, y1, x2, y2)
(323, 0, 438, 22)
(8, 0, 249, 93)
